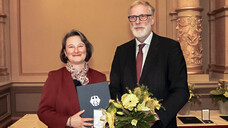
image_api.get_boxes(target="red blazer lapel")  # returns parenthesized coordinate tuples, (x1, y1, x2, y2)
(63, 68, 81, 113)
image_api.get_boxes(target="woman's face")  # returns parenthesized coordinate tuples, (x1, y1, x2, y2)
(64, 36, 87, 65)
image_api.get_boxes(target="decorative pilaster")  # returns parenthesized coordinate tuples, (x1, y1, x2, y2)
(176, 0, 203, 74)
(208, 0, 228, 79)
(0, 0, 8, 76)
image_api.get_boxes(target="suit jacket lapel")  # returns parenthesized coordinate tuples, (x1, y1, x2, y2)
(140, 33, 160, 83)
(128, 40, 138, 84)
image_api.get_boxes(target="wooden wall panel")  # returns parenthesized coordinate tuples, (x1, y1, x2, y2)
(11, 84, 43, 117)
(15, 93, 41, 112)
(0, 83, 11, 127)
(0, 93, 10, 120)
(0, 94, 8, 115)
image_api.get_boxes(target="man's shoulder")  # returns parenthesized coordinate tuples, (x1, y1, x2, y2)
(118, 39, 135, 48)
(154, 33, 178, 44)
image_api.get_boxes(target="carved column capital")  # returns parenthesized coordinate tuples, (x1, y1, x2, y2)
(176, 16, 203, 63)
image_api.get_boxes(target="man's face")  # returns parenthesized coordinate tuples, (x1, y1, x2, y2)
(129, 4, 154, 41)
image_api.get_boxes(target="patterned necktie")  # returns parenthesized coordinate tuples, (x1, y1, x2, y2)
(136, 43, 145, 83)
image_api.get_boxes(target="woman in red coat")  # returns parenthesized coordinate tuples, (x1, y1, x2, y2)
(38, 30, 106, 128)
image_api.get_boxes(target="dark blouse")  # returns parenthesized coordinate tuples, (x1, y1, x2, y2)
(73, 79, 82, 87)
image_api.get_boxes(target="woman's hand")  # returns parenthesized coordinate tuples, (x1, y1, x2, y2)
(68, 110, 93, 128)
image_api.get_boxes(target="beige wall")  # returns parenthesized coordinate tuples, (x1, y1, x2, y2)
(1, 0, 218, 82)
(9, 0, 166, 82)
(0, 0, 219, 82)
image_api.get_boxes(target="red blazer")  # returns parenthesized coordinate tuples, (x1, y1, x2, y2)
(38, 67, 106, 128)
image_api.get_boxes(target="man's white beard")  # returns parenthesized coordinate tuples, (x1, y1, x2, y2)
(130, 24, 151, 39)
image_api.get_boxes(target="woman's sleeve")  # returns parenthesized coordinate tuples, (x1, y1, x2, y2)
(37, 72, 69, 128)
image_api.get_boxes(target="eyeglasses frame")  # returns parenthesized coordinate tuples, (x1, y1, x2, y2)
(128, 14, 152, 22)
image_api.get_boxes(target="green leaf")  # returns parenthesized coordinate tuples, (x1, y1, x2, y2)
(210, 89, 226, 95)
(211, 95, 228, 102)
(144, 115, 156, 122)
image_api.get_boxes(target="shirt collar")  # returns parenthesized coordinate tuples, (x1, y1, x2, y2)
(135, 32, 153, 46)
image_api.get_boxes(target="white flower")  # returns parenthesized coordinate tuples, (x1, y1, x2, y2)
(131, 119, 138, 126)
(137, 102, 150, 111)
(223, 91, 228, 98)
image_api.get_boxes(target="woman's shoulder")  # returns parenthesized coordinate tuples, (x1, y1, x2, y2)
(48, 67, 67, 76)
(88, 68, 105, 76)
(88, 68, 107, 82)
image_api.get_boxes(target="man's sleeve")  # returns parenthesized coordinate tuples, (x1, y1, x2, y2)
(155, 41, 190, 127)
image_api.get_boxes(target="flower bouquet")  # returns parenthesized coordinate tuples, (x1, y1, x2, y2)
(101, 84, 164, 128)
(210, 80, 228, 102)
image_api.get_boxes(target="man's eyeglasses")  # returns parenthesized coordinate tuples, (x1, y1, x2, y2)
(128, 14, 152, 22)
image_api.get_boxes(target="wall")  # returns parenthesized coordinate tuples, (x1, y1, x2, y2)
(8, 0, 212, 82)
(10, 0, 159, 82)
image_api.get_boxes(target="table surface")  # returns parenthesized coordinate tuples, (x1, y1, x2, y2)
(9, 110, 228, 128)
(8, 114, 47, 128)
(177, 110, 228, 127)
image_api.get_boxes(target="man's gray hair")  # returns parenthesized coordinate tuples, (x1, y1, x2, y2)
(128, 0, 155, 16)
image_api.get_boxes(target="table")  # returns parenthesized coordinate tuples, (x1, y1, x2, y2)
(9, 110, 228, 128)
(177, 110, 228, 128)
(8, 114, 47, 128)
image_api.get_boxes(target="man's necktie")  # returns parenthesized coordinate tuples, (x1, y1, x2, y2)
(136, 43, 145, 83)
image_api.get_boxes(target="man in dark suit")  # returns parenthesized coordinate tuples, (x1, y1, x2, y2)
(109, 1, 189, 128)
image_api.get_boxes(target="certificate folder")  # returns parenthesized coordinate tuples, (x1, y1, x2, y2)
(76, 81, 110, 118)
(220, 116, 228, 122)
(178, 116, 203, 124)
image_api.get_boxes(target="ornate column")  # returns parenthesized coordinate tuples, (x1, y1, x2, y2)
(176, 0, 203, 74)
(0, 0, 8, 76)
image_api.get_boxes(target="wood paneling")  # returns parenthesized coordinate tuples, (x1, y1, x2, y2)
(11, 83, 43, 117)
(0, 83, 11, 127)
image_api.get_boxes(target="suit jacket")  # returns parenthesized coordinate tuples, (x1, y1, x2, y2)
(109, 33, 189, 128)
(38, 67, 106, 128)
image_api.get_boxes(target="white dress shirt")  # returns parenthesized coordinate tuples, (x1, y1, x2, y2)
(135, 32, 153, 72)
